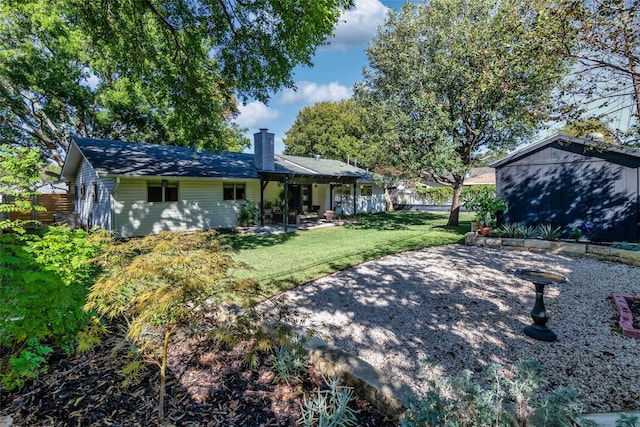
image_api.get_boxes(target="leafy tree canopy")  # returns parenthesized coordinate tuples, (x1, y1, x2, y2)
(355, 0, 571, 225)
(0, 0, 352, 167)
(562, 117, 617, 143)
(283, 99, 377, 169)
(556, 0, 640, 140)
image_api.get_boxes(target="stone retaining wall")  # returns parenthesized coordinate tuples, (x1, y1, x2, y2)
(464, 232, 640, 267)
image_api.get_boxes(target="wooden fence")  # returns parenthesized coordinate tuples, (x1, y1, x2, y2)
(7, 194, 74, 226)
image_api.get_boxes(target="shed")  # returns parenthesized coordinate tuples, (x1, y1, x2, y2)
(490, 133, 640, 243)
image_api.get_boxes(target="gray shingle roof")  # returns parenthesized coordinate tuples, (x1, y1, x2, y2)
(64, 137, 371, 181)
(71, 137, 258, 178)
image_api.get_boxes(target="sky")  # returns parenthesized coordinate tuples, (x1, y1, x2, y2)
(234, 0, 403, 154)
(232, 0, 637, 154)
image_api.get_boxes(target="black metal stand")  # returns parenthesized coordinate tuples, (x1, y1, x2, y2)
(515, 269, 567, 342)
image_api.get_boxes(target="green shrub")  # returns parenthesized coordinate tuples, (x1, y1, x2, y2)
(1, 337, 53, 392)
(237, 200, 259, 226)
(299, 375, 357, 427)
(0, 226, 106, 390)
(461, 185, 507, 226)
(0, 226, 105, 351)
(417, 186, 454, 205)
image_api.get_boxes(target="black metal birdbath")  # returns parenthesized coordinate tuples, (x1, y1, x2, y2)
(515, 269, 567, 342)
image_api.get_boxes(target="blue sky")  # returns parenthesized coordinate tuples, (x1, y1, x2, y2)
(234, 0, 403, 154)
(233, 0, 636, 153)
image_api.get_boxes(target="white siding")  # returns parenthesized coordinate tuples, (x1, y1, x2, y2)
(112, 178, 261, 237)
(71, 159, 112, 229)
(338, 185, 386, 215)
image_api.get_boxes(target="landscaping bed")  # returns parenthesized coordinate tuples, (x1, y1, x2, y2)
(0, 329, 395, 426)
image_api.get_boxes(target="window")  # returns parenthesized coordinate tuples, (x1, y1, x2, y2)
(148, 182, 178, 202)
(81, 184, 86, 200)
(93, 183, 99, 202)
(223, 183, 246, 201)
(74, 185, 79, 201)
(361, 185, 373, 197)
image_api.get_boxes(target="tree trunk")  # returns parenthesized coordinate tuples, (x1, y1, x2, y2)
(158, 327, 171, 420)
(384, 186, 394, 212)
(447, 181, 464, 226)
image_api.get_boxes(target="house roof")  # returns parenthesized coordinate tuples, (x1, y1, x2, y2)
(61, 137, 371, 182)
(464, 167, 495, 186)
(489, 133, 640, 169)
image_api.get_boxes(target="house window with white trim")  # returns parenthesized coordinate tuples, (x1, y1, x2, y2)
(223, 183, 246, 201)
(148, 181, 178, 202)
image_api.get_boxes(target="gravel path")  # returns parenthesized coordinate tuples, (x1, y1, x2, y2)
(282, 245, 640, 412)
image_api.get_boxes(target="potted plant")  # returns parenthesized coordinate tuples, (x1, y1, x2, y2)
(462, 188, 507, 235)
(237, 201, 258, 227)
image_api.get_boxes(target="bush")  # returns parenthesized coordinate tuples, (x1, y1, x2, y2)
(0, 226, 106, 390)
(401, 360, 589, 427)
(417, 186, 454, 205)
(461, 185, 507, 226)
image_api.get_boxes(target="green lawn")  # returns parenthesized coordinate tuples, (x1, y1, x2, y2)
(217, 210, 472, 297)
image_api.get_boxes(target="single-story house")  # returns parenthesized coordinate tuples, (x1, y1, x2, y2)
(491, 133, 640, 242)
(60, 129, 386, 237)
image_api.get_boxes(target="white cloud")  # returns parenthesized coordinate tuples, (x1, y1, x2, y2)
(324, 0, 389, 51)
(234, 101, 280, 128)
(279, 81, 352, 106)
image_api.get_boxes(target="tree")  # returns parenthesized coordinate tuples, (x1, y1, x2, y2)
(1, 0, 353, 167)
(355, 0, 571, 225)
(556, 0, 640, 138)
(562, 117, 617, 143)
(0, 145, 45, 234)
(85, 231, 258, 420)
(284, 100, 375, 168)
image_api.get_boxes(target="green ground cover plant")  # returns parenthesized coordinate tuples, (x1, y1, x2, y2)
(218, 211, 471, 295)
(401, 360, 590, 427)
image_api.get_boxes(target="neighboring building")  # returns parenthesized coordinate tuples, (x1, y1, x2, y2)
(60, 129, 386, 237)
(491, 133, 640, 242)
(392, 168, 496, 207)
(463, 167, 496, 186)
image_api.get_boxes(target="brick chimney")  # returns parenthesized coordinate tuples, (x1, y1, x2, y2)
(254, 128, 275, 171)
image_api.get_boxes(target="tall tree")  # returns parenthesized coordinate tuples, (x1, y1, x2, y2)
(355, 0, 571, 225)
(284, 100, 374, 168)
(0, 0, 353, 167)
(562, 117, 617, 142)
(557, 0, 640, 138)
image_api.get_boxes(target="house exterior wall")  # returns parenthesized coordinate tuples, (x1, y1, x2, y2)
(112, 178, 261, 237)
(496, 142, 640, 242)
(72, 159, 112, 230)
(333, 184, 386, 216)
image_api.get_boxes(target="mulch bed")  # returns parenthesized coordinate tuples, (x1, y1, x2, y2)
(0, 330, 397, 426)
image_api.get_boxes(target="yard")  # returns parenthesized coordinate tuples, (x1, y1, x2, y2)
(6, 210, 638, 426)
(218, 211, 471, 296)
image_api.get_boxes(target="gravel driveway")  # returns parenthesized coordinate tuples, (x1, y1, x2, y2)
(282, 244, 640, 412)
